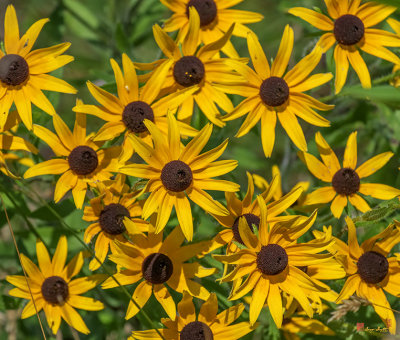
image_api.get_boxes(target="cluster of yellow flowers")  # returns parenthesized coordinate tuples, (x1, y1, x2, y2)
(3, 1, 400, 338)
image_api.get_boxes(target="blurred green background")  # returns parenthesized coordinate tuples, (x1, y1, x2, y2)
(1, 0, 400, 339)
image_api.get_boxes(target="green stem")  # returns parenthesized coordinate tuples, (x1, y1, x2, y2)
(320, 70, 400, 103)
(15, 178, 165, 340)
(0, 182, 47, 245)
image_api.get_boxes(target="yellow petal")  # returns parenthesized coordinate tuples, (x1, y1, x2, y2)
(247, 30, 270, 79)
(343, 131, 357, 169)
(278, 110, 307, 152)
(334, 45, 349, 94)
(348, 194, 370, 213)
(356, 151, 393, 178)
(126, 281, 152, 319)
(4, 5, 19, 54)
(288, 7, 334, 31)
(60, 303, 90, 334)
(330, 194, 347, 218)
(271, 25, 294, 77)
(359, 183, 400, 200)
(153, 284, 176, 320)
(249, 277, 269, 325)
(304, 187, 336, 205)
(298, 151, 332, 182)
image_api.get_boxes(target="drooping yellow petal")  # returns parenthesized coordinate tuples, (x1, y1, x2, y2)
(348, 194, 370, 213)
(60, 303, 90, 335)
(334, 45, 349, 94)
(126, 281, 153, 320)
(330, 194, 347, 218)
(278, 110, 307, 152)
(249, 277, 269, 325)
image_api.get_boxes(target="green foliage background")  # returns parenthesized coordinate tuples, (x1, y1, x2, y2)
(0, 0, 400, 339)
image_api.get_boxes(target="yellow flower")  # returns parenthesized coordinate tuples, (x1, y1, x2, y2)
(6, 236, 104, 335)
(160, 0, 263, 58)
(130, 292, 256, 339)
(0, 110, 37, 178)
(222, 26, 333, 157)
(387, 18, 400, 87)
(214, 199, 333, 327)
(252, 164, 310, 205)
(119, 114, 239, 241)
(73, 53, 197, 143)
(208, 172, 304, 254)
(102, 225, 216, 320)
(281, 305, 335, 340)
(335, 217, 400, 334)
(300, 131, 400, 218)
(0, 5, 76, 130)
(289, 0, 400, 93)
(24, 107, 121, 209)
(136, 10, 243, 126)
(83, 174, 149, 271)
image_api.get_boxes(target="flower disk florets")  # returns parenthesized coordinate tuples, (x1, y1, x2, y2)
(332, 168, 360, 196)
(232, 213, 260, 245)
(161, 160, 193, 192)
(260, 76, 290, 107)
(257, 244, 288, 275)
(99, 203, 130, 235)
(68, 146, 99, 175)
(122, 101, 154, 133)
(0, 54, 29, 86)
(173, 56, 205, 87)
(41, 276, 69, 305)
(357, 251, 389, 284)
(186, 0, 217, 27)
(334, 15, 365, 46)
(180, 321, 214, 340)
(142, 253, 174, 284)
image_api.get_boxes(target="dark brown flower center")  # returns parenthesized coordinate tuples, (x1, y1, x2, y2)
(0, 54, 29, 86)
(357, 251, 389, 284)
(332, 168, 360, 196)
(334, 14, 365, 46)
(68, 145, 99, 176)
(180, 321, 214, 340)
(99, 203, 130, 235)
(257, 244, 288, 275)
(161, 160, 193, 192)
(173, 56, 205, 87)
(142, 253, 174, 284)
(232, 213, 260, 245)
(186, 0, 217, 27)
(260, 76, 289, 107)
(41, 276, 69, 305)
(122, 101, 154, 133)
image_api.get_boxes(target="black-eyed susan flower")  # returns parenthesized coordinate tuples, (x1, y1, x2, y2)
(160, 0, 263, 58)
(252, 164, 310, 205)
(24, 108, 121, 209)
(83, 174, 149, 271)
(0, 5, 76, 129)
(387, 18, 400, 87)
(73, 53, 197, 144)
(281, 304, 335, 339)
(335, 217, 400, 334)
(136, 10, 243, 127)
(119, 114, 239, 240)
(214, 199, 333, 327)
(130, 292, 256, 339)
(6, 236, 104, 335)
(0, 110, 37, 178)
(208, 172, 304, 254)
(289, 1, 400, 94)
(222, 27, 333, 157)
(300, 131, 400, 218)
(102, 225, 216, 320)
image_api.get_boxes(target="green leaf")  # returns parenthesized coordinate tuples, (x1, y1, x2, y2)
(63, 0, 99, 29)
(340, 85, 400, 106)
